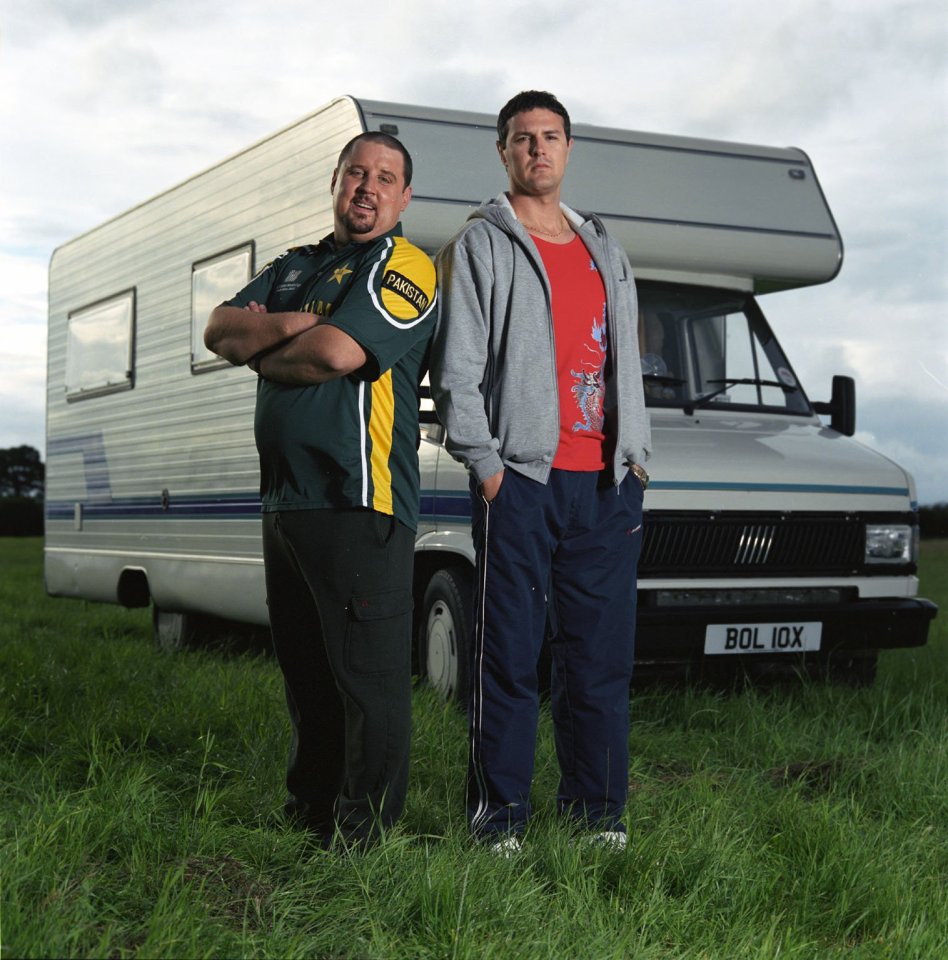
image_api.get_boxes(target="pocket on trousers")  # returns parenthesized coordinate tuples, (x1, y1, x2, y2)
(346, 588, 413, 676)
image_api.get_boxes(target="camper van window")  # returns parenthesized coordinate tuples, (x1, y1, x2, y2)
(65, 290, 135, 401)
(637, 282, 809, 415)
(191, 243, 254, 372)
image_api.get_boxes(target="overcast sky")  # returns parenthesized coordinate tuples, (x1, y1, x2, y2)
(2, 0, 946, 503)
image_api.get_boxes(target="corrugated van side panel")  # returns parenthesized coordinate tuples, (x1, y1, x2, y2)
(45, 97, 364, 617)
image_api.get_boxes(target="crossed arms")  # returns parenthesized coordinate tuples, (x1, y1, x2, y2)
(204, 301, 367, 385)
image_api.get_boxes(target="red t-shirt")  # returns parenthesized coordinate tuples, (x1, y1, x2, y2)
(534, 234, 608, 471)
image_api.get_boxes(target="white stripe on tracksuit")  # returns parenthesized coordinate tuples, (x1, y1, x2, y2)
(469, 493, 492, 833)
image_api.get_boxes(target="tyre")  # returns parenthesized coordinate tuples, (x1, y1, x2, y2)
(152, 605, 199, 652)
(420, 567, 473, 704)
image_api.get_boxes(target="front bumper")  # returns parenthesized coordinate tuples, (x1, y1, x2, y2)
(634, 596, 937, 664)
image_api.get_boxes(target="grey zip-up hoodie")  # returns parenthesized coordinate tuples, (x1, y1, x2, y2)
(430, 193, 651, 487)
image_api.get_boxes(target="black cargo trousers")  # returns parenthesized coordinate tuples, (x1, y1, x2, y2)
(262, 508, 415, 846)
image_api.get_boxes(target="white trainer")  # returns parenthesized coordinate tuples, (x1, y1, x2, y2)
(488, 835, 524, 858)
(581, 830, 628, 851)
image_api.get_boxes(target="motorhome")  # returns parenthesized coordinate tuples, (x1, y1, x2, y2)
(45, 95, 936, 698)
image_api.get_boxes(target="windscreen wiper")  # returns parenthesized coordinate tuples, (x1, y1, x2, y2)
(643, 374, 686, 386)
(683, 378, 798, 415)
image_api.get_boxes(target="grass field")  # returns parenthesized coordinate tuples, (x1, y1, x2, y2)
(1, 538, 945, 959)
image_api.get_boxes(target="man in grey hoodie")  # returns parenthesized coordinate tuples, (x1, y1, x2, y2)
(430, 91, 651, 853)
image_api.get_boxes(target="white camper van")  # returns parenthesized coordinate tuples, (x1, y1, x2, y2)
(45, 95, 936, 697)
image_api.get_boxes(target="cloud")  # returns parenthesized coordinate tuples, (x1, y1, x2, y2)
(851, 395, 948, 505)
(0, 246, 49, 451)
(763, 278, 947, 505)
(0, 0, 945, 503)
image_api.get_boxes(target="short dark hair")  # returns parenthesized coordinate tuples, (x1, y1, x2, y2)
(496, 91, 571, 145)
(336, 131, 413, 186)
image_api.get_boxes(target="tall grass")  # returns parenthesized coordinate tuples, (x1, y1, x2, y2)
(1, 538, 945, 958)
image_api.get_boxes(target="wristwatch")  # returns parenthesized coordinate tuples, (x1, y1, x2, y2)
(631, 463, 649, 490)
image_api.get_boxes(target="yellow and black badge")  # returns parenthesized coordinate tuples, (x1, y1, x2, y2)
(380, 238, 437, 322)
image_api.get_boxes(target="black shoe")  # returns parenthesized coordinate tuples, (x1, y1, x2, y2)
(282, 797, 333, 836)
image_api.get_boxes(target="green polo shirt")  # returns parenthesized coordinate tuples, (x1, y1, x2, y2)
(225, 225, 437, 531)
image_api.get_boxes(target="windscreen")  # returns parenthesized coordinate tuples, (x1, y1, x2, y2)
(637, 282, 811, 415)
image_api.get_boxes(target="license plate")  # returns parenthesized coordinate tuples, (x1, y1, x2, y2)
(704, 621, 822, 655)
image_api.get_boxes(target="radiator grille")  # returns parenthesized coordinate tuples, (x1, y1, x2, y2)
(640, 513, 865, 577)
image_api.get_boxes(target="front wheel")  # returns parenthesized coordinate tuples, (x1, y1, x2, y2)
(419, 567, 473, 704)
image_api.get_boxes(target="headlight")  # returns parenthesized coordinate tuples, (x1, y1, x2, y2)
(865, 524, 915, 564)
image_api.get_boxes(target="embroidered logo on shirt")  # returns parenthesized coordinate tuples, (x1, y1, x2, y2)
(332, 265, 353, 284)
(275, 268, 305, 295)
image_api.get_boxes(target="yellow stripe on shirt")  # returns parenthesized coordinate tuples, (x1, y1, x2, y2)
(368, 369, 395, 515)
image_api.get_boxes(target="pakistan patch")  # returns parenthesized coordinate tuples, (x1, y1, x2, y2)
(383, 270, 430, 314)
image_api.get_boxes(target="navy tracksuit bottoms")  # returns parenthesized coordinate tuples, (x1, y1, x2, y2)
(468, 468, 644, 839)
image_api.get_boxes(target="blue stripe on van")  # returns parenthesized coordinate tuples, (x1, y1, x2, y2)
(48, 491, 458, 522)
(46, 493, 262, 521)
(45, 480, 909, 524)
(47, 432, 113, 499)
(422, 480, 910, 513)
(650, 480, 910, 496)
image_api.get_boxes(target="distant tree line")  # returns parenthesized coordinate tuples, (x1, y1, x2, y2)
(918, 503, 948, 539)
(1, 444, 946, 539)
(0, 445, 44, 536)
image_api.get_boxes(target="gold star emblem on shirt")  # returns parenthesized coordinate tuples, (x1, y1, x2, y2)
(332, 264, 353, 284)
